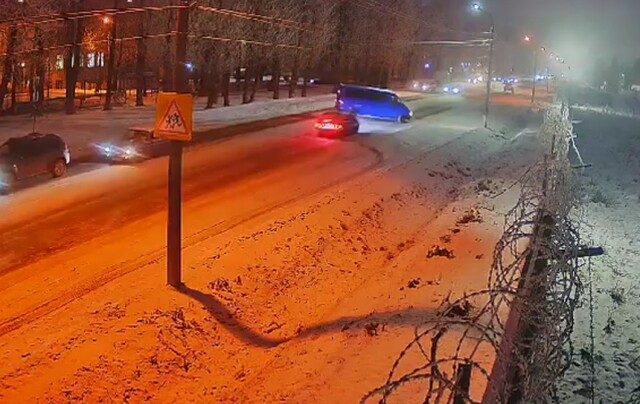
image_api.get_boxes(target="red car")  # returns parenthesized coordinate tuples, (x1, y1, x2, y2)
(314, 112, 359, 137)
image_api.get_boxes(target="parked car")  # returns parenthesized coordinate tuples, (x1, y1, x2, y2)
(314, 112, 359, 137)
(336, 84, 413, 123)
(0, 133, 70, 193)
(95, 127, 169, 163)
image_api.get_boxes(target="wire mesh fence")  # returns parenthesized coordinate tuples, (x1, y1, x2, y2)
(362, 104, 584, 403)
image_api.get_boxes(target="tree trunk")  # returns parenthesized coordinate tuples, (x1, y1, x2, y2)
(135, 0, 146, 106)
(362, 51, 371, 85)
(65, 7, 82, 115)
(272, 53, 281, 100)
(301, 73, 308, 97)
(35, 28, 46, 110)
(161, 12, 174, 92)
(250, 63, 262, 103)
(289, 53, 300, 98)
(29, 65, 36, 103)
(205, 62, 219, 109)
(0, 25, 17, 113)
(10, 69, 17, 114)
(242, 65, 251, 104)
(222, 71, 230, 106)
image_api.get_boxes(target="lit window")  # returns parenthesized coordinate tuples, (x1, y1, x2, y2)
(56, 55, 64, 70)
(87, 53, 96, 68)
(97, 52, 105, 67)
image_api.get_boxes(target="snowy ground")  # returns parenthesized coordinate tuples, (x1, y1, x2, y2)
(0, 94, 547, 402)
(556, 110, 640, 403)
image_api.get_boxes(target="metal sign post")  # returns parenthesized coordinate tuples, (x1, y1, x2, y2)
(155, 92, 193, 288)
(155, 0, 191, 288)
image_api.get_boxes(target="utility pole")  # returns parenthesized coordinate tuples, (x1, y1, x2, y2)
(104, 0, 118, 111)
(167, 0, 190, 288)
(531, 47, 538, 103)
(484, 24, 494, 129)
(546, 66, 550, 94)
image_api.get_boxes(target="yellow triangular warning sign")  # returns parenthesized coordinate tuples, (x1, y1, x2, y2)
(158, 99, 188, 135)
(155, 93, 193, 141)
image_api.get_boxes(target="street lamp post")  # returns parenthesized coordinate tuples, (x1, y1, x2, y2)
(472, 3, 494, 129)
(103, 2, 117, 111)
(484, 25, 494, 129)
(546, 66, 550, 93)
(527, 36, 545, 104)
(531, 46, 539, 103)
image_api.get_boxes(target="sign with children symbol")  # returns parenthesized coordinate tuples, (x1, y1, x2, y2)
(155, 93, 194, 141)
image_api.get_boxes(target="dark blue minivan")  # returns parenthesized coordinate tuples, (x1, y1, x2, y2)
(336, 84, 413, 123)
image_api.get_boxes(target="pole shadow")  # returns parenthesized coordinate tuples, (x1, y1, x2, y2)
(179, 284, 439, 349)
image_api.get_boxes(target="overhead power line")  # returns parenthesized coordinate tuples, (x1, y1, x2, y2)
(196, 5, 307, 31)
(0, 30, 306, 59)
(0, 4, 307, 32)
(0, 5, 176, 26)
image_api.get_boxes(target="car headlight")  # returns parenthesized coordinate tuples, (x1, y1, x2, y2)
(452, 88, 460, 94)
(443, 87, 450, 92)
(96, 144, 115, 155)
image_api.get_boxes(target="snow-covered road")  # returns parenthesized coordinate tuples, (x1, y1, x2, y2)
(0, 94, 546, 402)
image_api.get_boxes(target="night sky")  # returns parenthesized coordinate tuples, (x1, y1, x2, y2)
(491, 0, 640, 79)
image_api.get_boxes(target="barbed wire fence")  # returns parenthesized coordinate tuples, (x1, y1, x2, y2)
(362, 103, 589, 403)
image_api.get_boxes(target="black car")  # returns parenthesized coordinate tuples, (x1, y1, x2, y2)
(0, 133, 70, 193)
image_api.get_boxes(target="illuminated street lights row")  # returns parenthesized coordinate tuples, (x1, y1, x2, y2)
(524, 34, 571, 71)
(523, 34, 571, 103)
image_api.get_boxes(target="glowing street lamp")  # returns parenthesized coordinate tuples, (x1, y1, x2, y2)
(524, 35, 531, 42)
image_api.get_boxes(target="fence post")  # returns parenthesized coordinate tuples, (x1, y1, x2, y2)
(454, 362, 472, 404)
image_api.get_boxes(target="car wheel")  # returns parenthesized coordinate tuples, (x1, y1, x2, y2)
(51, 158, 67, 178)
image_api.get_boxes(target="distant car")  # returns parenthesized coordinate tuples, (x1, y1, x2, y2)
(411, 80, 438, 93)
(95, 127, 168, 163)
(0, 133, 70, 193)
(336, 84, 413, 123)
(503, 82, 515, 94)
(442, 85, 461, 95)
(314, 112, 359, 137)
